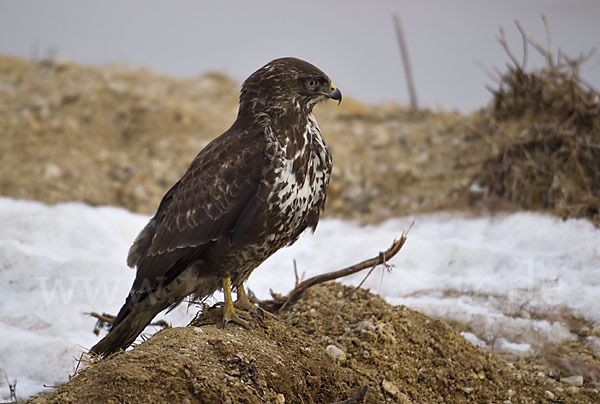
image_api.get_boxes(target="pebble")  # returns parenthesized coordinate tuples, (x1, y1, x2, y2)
(381, 380, 400, 396)
(325, 345, 346, 363)
(397, 392, 411, 404)
(544, 390, 555, 400)
(275, 393, 285, 403)
(356, 320, 375, 331)
(463, 387, 473, 394)
(560, 375, 583, 387)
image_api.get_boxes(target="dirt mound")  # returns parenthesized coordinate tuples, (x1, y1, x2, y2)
(0, 55, 487, 222)
(470, 30, 600, 226)
(23, 283, 599, 404)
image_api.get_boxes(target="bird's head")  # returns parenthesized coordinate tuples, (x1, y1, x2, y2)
(239, 57, 342, 115)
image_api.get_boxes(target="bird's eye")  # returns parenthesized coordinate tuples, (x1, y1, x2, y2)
(306, 79, 317, 89)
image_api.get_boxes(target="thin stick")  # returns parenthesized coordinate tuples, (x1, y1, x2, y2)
(275, 232, 409, 313)
(5, 374, 17, 402)
(332, 262, 378, 320)
(541, 14, 553, 67)
(514, 20, 529, 70)
(87, 312, 170, 330)
(497, 27, 521, 69)
(293, 259, 300, 287)
(393, 15, 418, 110)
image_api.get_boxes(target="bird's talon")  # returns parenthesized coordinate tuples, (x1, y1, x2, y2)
(223, 313, 252, 329)
(249, 311, 264, 322)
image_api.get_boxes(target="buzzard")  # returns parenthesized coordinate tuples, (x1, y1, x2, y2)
(91, 57, 341, 357)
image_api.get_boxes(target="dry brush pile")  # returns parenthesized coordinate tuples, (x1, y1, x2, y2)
(471, 22, 600, 226)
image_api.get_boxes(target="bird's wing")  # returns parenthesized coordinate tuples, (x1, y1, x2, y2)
(127, 127, 266, 294)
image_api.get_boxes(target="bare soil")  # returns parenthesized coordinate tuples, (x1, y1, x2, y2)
(0, 55, 490, 222)
(22, 283, 600, 404)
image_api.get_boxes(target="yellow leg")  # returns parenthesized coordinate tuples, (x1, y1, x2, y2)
(222, 277, 251, 328)
(235, 284, 253, 308)
(235, 284, 276, 320)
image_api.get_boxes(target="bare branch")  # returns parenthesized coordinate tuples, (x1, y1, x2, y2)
(497, 27, 521, 69)
(514, 20, 529, 70)
(541, 14, 553, 67)
(258, 231, 409, 313)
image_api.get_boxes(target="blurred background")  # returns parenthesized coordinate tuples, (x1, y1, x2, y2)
(1, 0, 599, 112)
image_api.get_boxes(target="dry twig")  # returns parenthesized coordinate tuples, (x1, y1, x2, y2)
(259, 230, 409, 313)
(497, 27, 521, 70)
(5, 374, 17, 402)
(87, 312, 170, 335)
(514, 20, 529, 70)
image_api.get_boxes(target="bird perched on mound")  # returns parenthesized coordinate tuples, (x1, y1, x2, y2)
(90, 57, 341, 358)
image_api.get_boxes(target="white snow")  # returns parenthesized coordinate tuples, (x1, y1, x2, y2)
(1, 197, 599, 400)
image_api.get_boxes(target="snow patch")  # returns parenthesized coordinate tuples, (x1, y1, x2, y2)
(1, 198, 599, 400)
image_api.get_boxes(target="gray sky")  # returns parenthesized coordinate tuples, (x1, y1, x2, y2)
(1, 0, 598, 112)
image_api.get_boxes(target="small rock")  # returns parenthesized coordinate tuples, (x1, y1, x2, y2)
(567, 386, 580, 394)
(397, 392, 411, 404)
(356, 320, 375, 331)
(463, 387, 473, 394)
(275, 393, 285, 404)
(325, 345, 346, 363)
(182, 398, 192, 404)
(560, 375, 583, 387)
(43, 163, 62, 180)
(381, 380, 400, 396)
(544, 390, 555, 400)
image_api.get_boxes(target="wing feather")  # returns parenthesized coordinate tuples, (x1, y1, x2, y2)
(127, 126, 267, 294)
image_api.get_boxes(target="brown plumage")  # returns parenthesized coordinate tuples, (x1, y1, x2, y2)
(90, 57, 341, 358)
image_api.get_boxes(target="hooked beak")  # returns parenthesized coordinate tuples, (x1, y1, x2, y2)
(328, 83, 342, 105)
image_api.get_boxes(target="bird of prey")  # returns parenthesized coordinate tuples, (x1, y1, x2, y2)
(90, 57, 341, 357)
